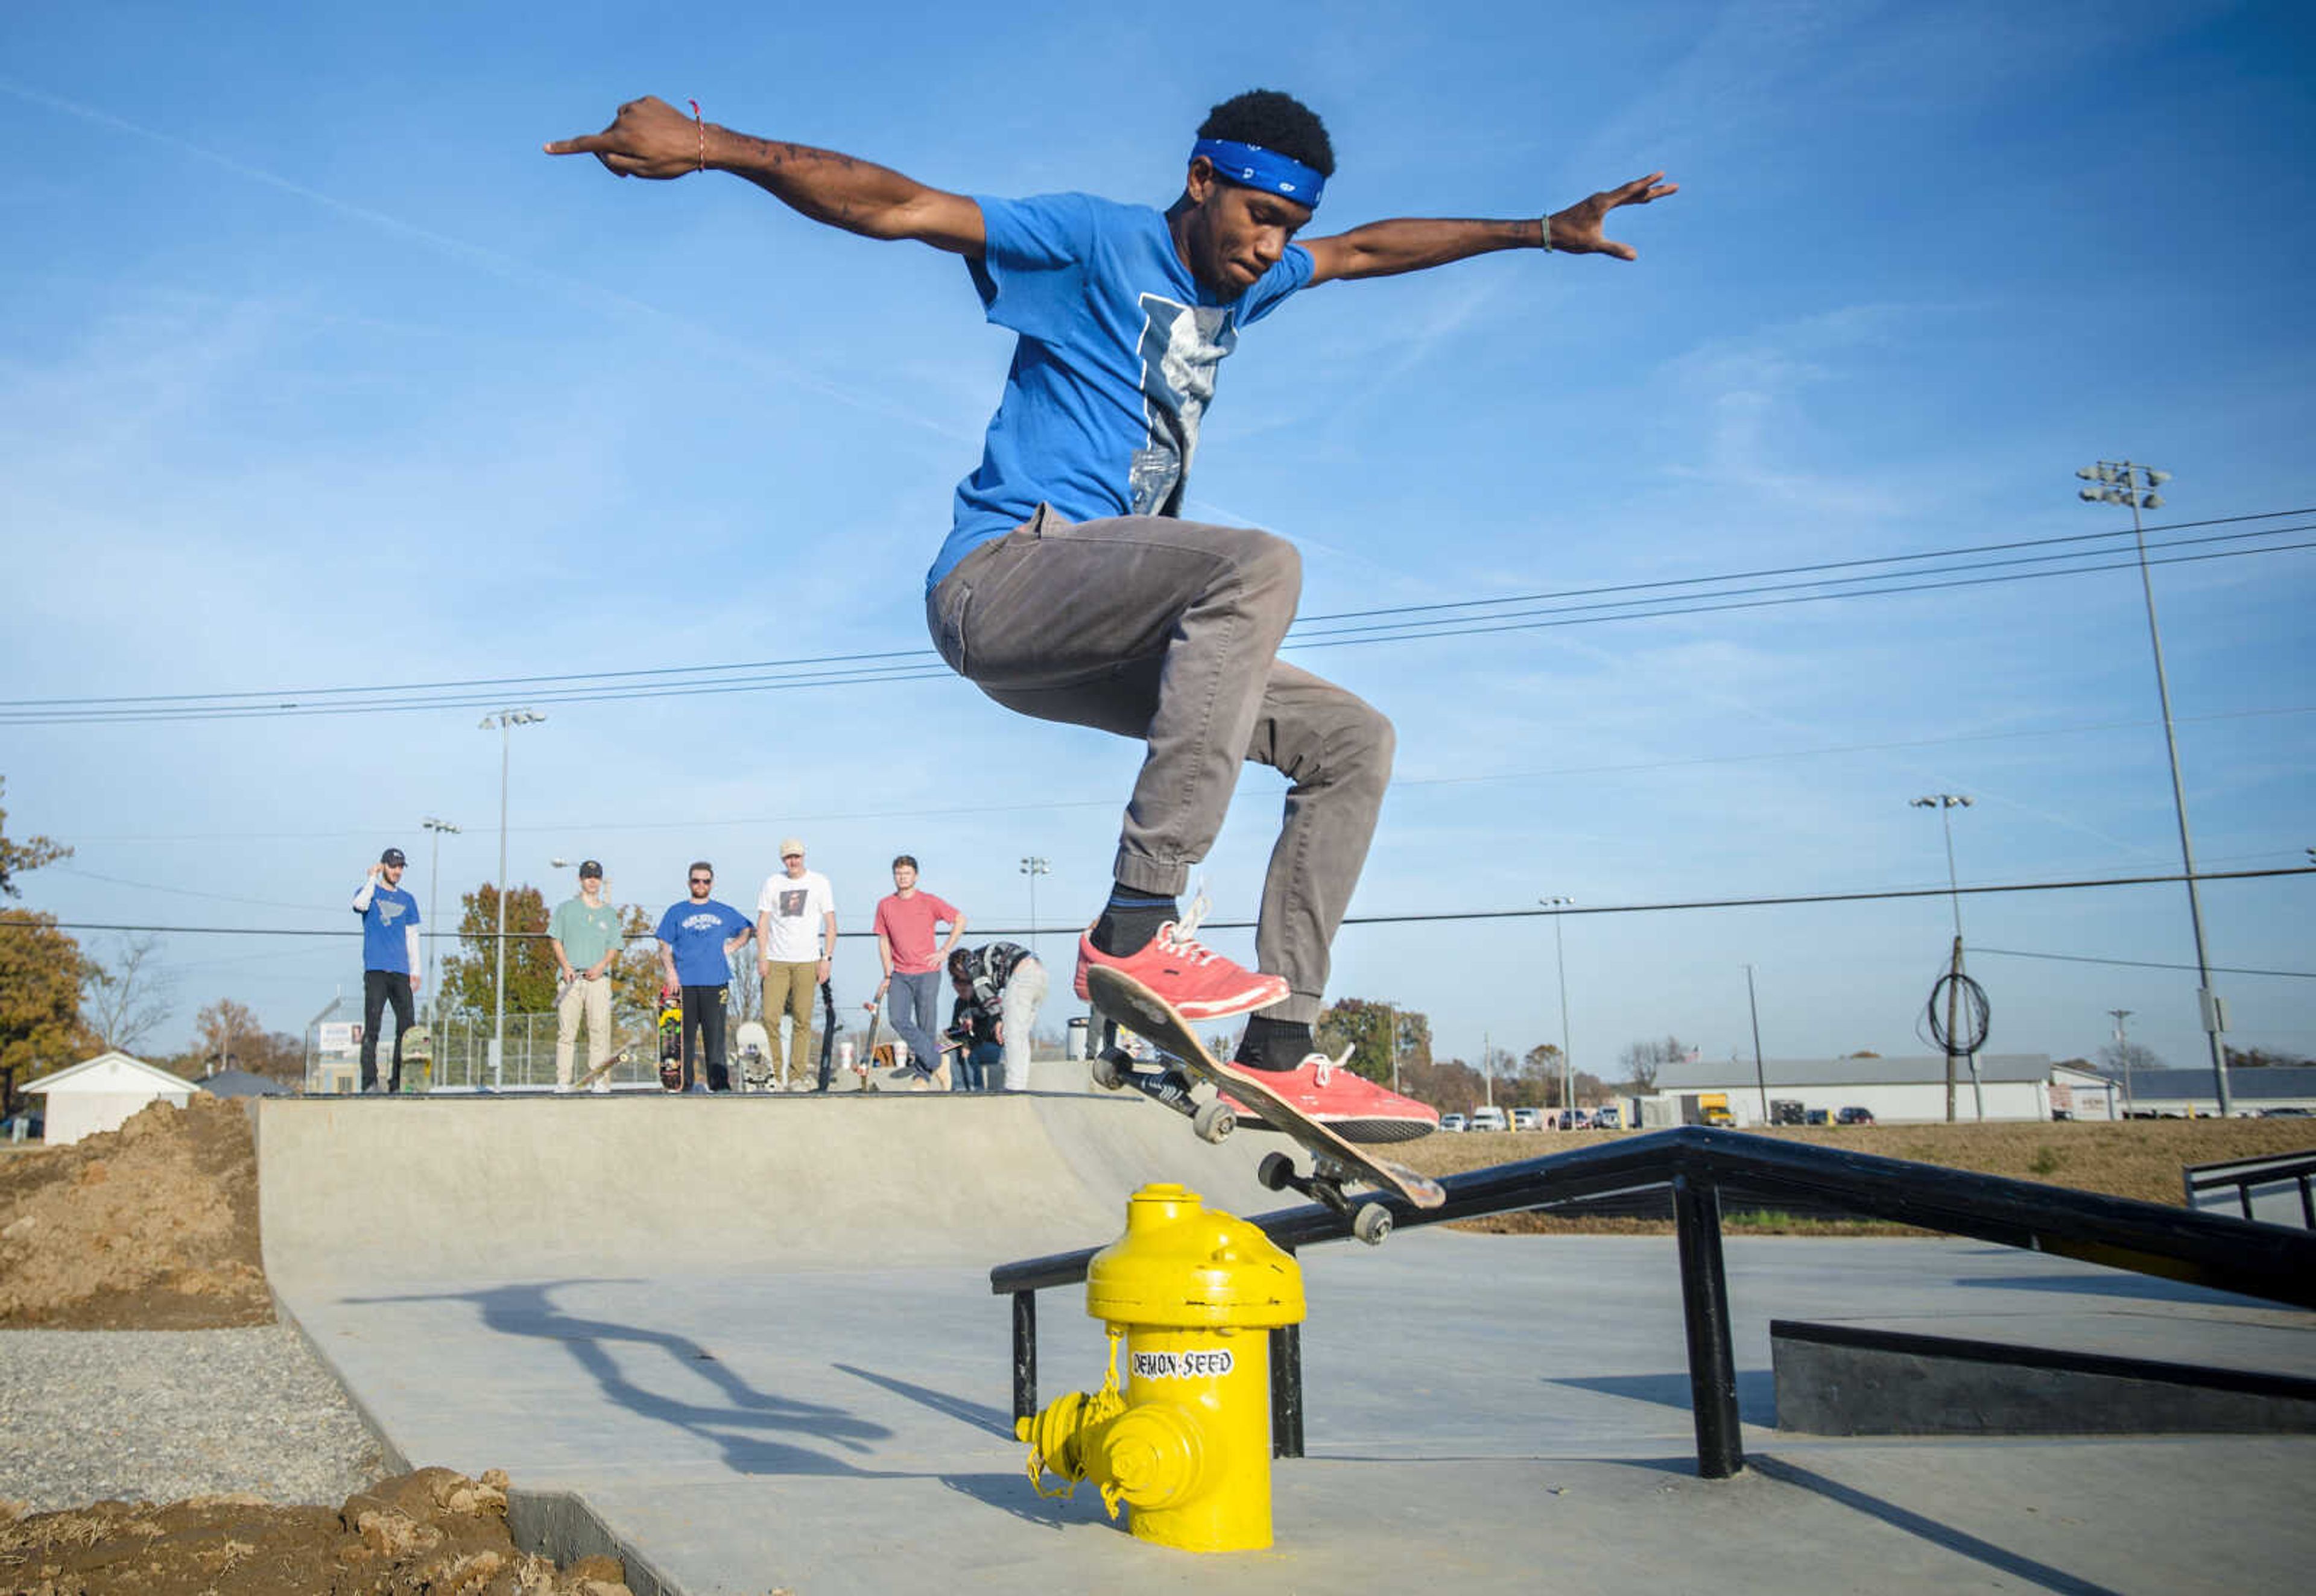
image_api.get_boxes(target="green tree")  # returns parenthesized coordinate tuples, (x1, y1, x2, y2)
(0, 777, 71, 900)
(440, 884, 558, 1020)
(1315, 997, 1400, 1082)
(0, 909, 96, 1087)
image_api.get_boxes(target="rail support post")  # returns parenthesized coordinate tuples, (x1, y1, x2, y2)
(1672, 1171, 1744, 1478)
(1011, 1289, 1037, 1425)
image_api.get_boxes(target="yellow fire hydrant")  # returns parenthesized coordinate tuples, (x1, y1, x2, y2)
(1016, 1182, 1306, 1552)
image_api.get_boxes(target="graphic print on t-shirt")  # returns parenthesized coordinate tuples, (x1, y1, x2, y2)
(1128, 295, 1238, 517)
(777, 888, 808, 919)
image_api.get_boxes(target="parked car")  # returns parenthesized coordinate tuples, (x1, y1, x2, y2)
(1805, 1108, 1834, 1126)
(1511, 1107, 1543, 1132)
(1469, 1105, 1508, 1132)
(2258, 1106, 2312, 1117)
(1593, 1105, 1622, 1129)
(1440, 1113, 1469, 1132)
(1835, 1106, 1876, 1126)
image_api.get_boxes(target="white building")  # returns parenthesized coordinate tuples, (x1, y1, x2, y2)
(22, 1050, 200, 1146)
(1651, 1055, 2118, 1125)
(2119, 1065, 2316, 1118)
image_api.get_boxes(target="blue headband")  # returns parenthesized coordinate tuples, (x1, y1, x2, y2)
(1191, 137, 1325, 209)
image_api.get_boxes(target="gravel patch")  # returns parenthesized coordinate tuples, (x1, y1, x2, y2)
(0, 1323, 385, 1512)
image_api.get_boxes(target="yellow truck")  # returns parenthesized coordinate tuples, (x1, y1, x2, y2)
(1695, 1091, 1735, 1128)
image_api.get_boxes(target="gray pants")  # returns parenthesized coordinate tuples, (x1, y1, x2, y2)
(887, 970, 944, 1075)
(927, 509, 1393, 1024)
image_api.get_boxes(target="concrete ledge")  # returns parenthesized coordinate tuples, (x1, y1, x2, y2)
(1773, 1317, 2316, 1435)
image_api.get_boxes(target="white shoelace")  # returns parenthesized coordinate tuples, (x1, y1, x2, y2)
(1157, 888, 1218, 964)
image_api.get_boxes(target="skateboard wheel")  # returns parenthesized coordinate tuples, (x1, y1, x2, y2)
(1192, 1100, 1236, 1144)
(1091, 1049, 1131, 1091)
(1258, 1151, 1296, 1191)
(1352, 1203, 1393, 1246)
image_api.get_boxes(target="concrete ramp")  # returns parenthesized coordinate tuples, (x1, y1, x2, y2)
(256, 1090, 1284, 1287)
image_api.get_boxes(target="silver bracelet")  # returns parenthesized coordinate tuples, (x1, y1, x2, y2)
(1539, 214, 1555, 253)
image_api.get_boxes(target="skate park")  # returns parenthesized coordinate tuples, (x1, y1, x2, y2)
(256, 1070, 2316, 1596)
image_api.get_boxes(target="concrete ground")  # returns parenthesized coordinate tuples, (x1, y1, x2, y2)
(256, 1088, 2316, 1595)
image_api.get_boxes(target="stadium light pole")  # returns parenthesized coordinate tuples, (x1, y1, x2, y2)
(2109, 1008, 2136, 1117)
(1539, 896, 1575, 1121)
(420, 816, 460, 1035)
(1744, 964, 1768, 1122)
(1912, 794, 1981, 1121)
(2076, 460, 2229, 1113)
(479, 709, 546, 1089)
(1019, 856, 1049, 964)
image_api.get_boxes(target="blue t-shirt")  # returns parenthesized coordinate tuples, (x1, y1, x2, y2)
(930, 193, 1315, 589)
(358, 887, 420, 974)
(655, 898, 753, 986)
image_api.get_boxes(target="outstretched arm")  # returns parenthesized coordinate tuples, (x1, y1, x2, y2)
(1303, 172, 1676, 285)
(545, 95, 984, 255)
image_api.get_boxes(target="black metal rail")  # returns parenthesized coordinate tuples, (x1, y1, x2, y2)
(990, 1127, 2316, 1479)
(2183, 1150, 2316, 1229)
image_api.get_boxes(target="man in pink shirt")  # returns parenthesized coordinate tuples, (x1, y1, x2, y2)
(873, 855, 966, 1085)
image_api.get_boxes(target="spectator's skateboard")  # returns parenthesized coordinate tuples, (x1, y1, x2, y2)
(734, 1020, 775, 1090)
(854, 997, 885, 1092)
(815, 980, 840, 1091)
(656, 987, 684, 1090)
(1084, 965, 1444, 1244)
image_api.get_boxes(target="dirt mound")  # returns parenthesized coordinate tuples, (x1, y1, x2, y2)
(0, 1466, 631, 1596)
(0, 1096, 269, 1329)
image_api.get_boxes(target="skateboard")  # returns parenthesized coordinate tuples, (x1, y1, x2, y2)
(815, 980, 840, 1091)
(397, 1021, 432, 1093)
(734, 1019, 775, 1091)
(853, 997, 885, 1092)
(656, 986, 684, 1091)
(1084, 965, 1444, 1244)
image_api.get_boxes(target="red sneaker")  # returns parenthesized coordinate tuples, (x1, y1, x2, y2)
(1073, 901, 1288, 1021)
(1218, 1049, 1441, 1144)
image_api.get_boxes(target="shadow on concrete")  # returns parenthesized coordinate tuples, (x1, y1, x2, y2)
(835, 1363, 1017, 1440)
(1549, 1369, 1777, 1426)
(350, 1279, 891, 1474)
(1750, 1455, 2123, 1596)
(936, 1470, 1109, 1530)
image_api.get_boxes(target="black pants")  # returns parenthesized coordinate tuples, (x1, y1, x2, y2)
(361, 968, 416, 1091)
(680, 985, 730, 1091)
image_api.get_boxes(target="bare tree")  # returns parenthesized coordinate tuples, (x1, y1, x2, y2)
(81, 933, 175, 1055)
(1618, 1033, 1688, 1093)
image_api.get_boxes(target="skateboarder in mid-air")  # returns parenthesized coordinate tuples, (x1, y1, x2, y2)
(549, 90, 1674, 1138)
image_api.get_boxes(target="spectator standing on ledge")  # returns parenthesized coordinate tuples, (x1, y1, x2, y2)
(948, 941, 1047, 1092)
(873, 855, 964, 1082)
(352, 847, 422, 1095)
(656, 862, 755, 1092)
(755, 837, 837, 1089)
(549, 860, 624, 1093)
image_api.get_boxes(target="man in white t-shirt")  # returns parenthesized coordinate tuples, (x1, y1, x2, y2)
(755, 837, 837, 1088)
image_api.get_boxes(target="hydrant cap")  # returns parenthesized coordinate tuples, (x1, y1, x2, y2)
(1086, 1183, 1306, 1328)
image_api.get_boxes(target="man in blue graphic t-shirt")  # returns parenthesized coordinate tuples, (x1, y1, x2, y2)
(351, 847, 422, 1094)
(655, 861, 755, 1093)
(552, 91, 1674, 1137)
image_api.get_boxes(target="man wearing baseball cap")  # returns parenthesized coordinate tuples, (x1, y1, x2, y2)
(352, 848, 422, 1094)
(755, 839, 837, 1090)
(550, 860, 624, 1092)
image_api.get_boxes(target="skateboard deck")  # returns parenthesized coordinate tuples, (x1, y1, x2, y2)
(656, 988, 684, 1090)
(734, 1020, 775, 1090)
(1084, 965, 1443, 1241)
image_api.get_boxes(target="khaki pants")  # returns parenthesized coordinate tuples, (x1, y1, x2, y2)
(765, 960, 818, 1078)
(554, 975, 613, 1088)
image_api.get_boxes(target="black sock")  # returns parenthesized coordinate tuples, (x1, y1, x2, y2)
(1232, 1014, 1312, 1073)
(1090, 886, 1176, 956)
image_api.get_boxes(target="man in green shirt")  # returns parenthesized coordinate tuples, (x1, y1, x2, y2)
(550, 860, 625, 1092)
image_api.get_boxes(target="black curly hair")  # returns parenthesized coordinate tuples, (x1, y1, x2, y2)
(1197, 89, 1335, 178)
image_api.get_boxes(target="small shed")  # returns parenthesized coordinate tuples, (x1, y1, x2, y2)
(22, 1051, 199, 1146)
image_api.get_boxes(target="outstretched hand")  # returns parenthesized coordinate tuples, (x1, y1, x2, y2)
(1548, 172, 1678, 260)
(543, 95, 702, 180)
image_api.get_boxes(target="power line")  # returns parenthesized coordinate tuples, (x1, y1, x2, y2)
(17, 865, 2308, 939)
(1972, 947, 2316, 980)
(5, 508, 2308, 727)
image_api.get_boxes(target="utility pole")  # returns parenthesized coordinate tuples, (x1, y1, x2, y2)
(1913, 794, 1982, 1121)
(1540, 896, 1575, 1117)
(1019, 856, 1049, 965)
(421, 816, 461, 1037)
(1744, 964, 1768, 1122)
(2109, 1008, 2137, 1116)
(2077, 461, 2230, 1113)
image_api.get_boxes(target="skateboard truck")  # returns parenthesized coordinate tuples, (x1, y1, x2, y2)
(1090, 1047, 1236, 1144)
(1256, 1152, 1395, 1246)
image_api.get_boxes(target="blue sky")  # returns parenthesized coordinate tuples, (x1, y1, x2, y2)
(2, 0, 2310, 1081)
